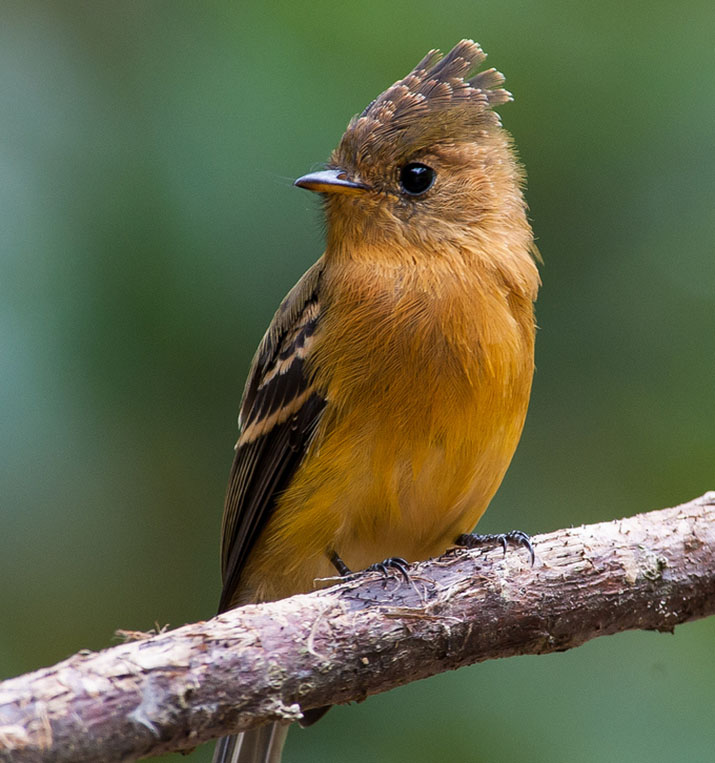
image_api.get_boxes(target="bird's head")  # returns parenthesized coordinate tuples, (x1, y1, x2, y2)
(295, 40, 534, 271)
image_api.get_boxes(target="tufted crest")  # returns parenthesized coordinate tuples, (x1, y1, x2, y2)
(332, 40, 511, 169)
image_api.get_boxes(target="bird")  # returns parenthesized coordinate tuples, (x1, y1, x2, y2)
(213, 39, 540, 763)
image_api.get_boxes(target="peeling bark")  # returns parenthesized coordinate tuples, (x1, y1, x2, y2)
(1, 492, 713, 762)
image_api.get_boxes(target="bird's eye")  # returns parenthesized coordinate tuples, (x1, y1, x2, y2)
(399, 163, 436, 196)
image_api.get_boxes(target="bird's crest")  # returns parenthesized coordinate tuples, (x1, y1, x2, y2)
(334, 40, 511, 168)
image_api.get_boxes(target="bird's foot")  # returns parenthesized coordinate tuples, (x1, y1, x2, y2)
(366, 556, 411, 583)
(329, 551, 411, 583)
(455, 530, 535, 566)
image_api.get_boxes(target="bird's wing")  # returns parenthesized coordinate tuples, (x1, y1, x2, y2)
(218, 260, 326, 612)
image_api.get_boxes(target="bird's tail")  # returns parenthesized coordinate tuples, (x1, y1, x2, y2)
(213, 724, 290, 763)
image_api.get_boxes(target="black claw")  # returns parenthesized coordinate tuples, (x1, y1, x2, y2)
(330, 552, 411, 582)
(368, 556, 411, 583)
(455, 530, 535, 566)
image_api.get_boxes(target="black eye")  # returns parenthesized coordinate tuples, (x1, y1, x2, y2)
(399, 163, 436, 196)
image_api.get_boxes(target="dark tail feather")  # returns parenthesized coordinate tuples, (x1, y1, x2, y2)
(213, 724, 290, 763)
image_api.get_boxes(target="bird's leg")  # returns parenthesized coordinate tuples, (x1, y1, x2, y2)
(455, 530, 535, 565)
(329, 551, 352, 577)
(329, 551, 411, 583)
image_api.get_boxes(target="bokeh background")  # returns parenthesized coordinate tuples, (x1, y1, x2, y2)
(1, 2, 713, 761)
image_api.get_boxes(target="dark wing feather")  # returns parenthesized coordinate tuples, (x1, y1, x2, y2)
(218, 261, 326, 612)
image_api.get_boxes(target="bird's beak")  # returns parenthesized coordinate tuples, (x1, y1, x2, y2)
(294, 169, 369, 195)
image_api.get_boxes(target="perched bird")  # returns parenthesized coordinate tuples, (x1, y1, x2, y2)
(214, 39, 540, 763)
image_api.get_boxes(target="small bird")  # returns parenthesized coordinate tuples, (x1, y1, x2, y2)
(213, 39, 540, 763)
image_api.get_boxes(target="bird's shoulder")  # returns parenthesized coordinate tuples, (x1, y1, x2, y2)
(238, 257, 324, 444)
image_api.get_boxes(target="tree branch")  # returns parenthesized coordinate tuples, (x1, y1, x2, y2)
(1, 493, 714, 762)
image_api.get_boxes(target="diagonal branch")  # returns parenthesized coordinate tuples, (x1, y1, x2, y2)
(1, 492, 714, 763)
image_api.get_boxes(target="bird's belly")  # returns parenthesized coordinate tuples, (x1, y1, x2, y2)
(243, 376, 529, 603)
(332, 420, 519, 569)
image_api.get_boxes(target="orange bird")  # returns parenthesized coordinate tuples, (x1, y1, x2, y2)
(214, 39, 540, 763)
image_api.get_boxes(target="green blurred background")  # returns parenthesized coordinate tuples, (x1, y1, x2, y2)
(1, 1, 713, 761)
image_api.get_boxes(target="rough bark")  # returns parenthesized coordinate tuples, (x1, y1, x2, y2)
(1, 492, 714, 763)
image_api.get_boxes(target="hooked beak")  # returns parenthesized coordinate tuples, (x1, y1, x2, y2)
(294, 168, 369, 195)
